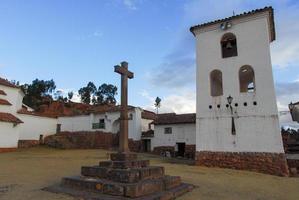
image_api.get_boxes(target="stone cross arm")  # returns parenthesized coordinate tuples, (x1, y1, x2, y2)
(114, 62, 134, 79)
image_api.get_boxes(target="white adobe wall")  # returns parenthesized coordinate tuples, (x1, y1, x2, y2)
(17, 114, 57, 140)
(0, 85, 24, 113)
(58, 115, 91, 132)
(58, 108, 143, 141)
(195, 13, 284, 153)
(151, 124, 195, 151)
(141, 118, 153, 132)
(0, 122, 20, 148)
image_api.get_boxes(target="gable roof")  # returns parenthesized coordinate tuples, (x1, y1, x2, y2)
(0, 90, 7, 95)
(153, 113, 196, 125)
(0, 98, 12, 106)
(0, 112, 23, 124)
(0, 77, 20, 89)
(17, 108, 57, 118)
(141, 110, 156, 120)
(190, 6, 275, 42)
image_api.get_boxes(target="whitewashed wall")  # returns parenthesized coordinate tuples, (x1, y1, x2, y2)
(0, 122, 19, 148)
(151, 124, 195, 151)
(194, 12, 284, 153)
(0, 86, 24, 113)
(17, 114, 57, 140)
(58, 108, 144, 141)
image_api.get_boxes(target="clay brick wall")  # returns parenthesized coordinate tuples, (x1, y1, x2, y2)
(196, 151, 289, 176)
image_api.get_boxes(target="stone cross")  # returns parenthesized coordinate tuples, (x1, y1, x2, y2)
(114, 61, 134, 152)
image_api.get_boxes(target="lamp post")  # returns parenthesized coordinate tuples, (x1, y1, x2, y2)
(227, 95, 236, 135)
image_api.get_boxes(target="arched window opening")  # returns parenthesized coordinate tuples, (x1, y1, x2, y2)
(239, 65, 255, 93)
(210, 70, 223, 97)
(221, 33, 237, 58)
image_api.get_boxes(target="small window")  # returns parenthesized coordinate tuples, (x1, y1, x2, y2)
(164, 127, 172, 134)
(239, 65, 255, 93)
(99, 119, 105, 129)
(221, 33, 237, 58)
(210, 70, 223, 97)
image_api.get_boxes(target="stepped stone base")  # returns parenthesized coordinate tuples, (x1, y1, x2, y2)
(45, 152, 193, 199)
(196, 151, 289, 176)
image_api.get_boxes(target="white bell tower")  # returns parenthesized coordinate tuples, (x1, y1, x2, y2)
(190, 7, 289, 176)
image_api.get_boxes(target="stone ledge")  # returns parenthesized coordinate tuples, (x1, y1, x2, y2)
(99, 160, 150, 169)
(61, 175, 184, 198)
(195, 151, 289, 176)
(110, 152, 137, 161)
(82, 166, 165, 183)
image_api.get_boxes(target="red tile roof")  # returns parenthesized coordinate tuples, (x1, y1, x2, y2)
(0, 77, 20, 89)
(141, 110, 156, 120)
(0, 98, 12, 106)
(153, 113, 196, 125)
(0, 90, 7, 95)
(190, 6, 275, 42)
(17, 108, 57, 118)
(0, 112, 23, 124)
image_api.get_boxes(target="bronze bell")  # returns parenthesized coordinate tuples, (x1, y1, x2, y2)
(226, 41, 233, 49)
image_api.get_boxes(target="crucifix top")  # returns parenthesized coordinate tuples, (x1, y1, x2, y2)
(114, 61, 134, 79)
(114, 61, 134, 153)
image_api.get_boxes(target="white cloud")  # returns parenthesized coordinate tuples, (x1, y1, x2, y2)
(141, 89, 196, 114)
(123, 0, 138, 10)
(74, 30, 103, 41)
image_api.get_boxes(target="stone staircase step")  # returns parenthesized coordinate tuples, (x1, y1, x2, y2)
(81, 166, 165, 183)
(62, 174, 182, 198)
(99, 160, 150, 169)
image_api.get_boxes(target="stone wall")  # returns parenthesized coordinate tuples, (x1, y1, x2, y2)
(18, 140, 40, 148)
(185, 145, 196, 159)
(44, 131, 119, 150)
(153, 146, 175, 157)
(287, 159, 299, 176)
(44, 131, 141, 152)
(195, 151, 289, 176)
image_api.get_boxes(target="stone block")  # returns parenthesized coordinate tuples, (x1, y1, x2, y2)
(163, 176, 181, 190)
(102, 182, 125, 196)
(99, 161, 112, 168)
(108, 169, 140, 183)
(112, 160, 149, 169)
(110, 152, 137, 161)
(125, 179, 165, 198)
(81, 166, 110, 178)
(62, 176, 102, 192)
(139, 166, 164, 180)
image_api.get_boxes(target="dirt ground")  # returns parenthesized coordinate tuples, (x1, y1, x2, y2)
(0, 147, 298, 200)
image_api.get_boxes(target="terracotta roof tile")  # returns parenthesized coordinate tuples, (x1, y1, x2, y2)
(190, 6, 275, 42)
(17, 108, 57, 118)
(0, 77, 20, 89)
(0, 112, 23, 124)
(141, 110, 156, 120)
(0, 98, 12, 106)
(0, 90, 7, 95)
(153, 113, 196, 125)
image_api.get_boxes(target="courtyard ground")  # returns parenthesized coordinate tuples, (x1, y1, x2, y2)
(0, 147, 298, 200)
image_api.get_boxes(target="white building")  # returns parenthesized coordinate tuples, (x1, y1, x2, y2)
(0, 77, 156, 151)
(190, 7, 289, 176)
(149, 113, 196, 158)
(57, 106, 156, 141)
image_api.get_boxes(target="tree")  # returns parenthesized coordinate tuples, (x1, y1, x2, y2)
(22, 79, 56, 109)
(68, 91, 74, 101)
(78, 82, 97, 104)
(95, 84, 118, 105)
(154, 97, 161, 114)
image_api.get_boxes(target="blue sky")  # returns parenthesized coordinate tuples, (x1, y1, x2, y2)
(0, 0, 299, 126)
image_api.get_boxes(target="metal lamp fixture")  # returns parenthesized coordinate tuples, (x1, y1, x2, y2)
(289, 102, 294, 110)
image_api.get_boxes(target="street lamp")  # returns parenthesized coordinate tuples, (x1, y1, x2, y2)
(227, 95, 236, 135)
(289, 102, 294, 111)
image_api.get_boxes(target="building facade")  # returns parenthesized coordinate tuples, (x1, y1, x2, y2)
(190, 7, 289, 176)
